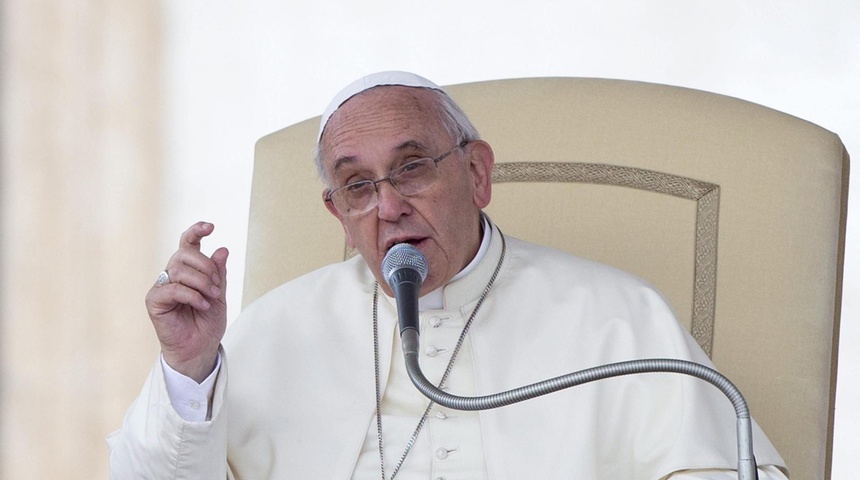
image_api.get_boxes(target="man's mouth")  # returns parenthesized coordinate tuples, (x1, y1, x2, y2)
(386, 237, 426, 251)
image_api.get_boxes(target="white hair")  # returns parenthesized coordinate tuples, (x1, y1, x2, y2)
(313, 86, 481, 186)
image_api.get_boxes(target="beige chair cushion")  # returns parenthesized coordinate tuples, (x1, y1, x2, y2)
(245, 77, 849, 480)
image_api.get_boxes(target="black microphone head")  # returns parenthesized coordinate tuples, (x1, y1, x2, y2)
(382, 243, 429, 289)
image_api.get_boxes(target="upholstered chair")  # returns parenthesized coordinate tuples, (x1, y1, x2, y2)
(245, 78, 849, 480)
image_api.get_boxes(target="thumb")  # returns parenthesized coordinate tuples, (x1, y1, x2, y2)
(211, 247, 229, 291)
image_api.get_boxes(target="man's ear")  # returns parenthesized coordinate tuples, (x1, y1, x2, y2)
(322, 189, 355, 248)
(467, 140, 494, 209)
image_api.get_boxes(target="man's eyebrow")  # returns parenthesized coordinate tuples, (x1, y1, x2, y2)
(332, 140, 429, 173)
(332, 155, 357, 173)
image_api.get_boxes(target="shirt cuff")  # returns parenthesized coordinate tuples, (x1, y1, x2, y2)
(160, 352, 221, 422)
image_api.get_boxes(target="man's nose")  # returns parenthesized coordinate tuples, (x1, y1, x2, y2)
(375, 180, 412, 221)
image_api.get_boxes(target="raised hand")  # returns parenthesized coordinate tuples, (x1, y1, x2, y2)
(145, 222, 228, 382)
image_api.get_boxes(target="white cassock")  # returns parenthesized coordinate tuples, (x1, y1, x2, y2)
(108, 219, 788, 479)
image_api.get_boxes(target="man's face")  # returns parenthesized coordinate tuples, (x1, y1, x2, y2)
(320, 86, 494, 296)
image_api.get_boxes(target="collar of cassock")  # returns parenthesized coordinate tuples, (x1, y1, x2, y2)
(418, 214, 492, 311)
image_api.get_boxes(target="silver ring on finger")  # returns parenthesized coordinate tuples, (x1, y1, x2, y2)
(156, 270, 170, 286)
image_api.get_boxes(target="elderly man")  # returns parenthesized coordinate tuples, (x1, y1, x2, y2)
(108, 72, 788, 479)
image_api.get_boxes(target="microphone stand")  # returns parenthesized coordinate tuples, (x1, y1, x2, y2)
(400, 329, 759, 480)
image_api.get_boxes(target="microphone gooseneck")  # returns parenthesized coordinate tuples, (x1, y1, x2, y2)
(402, 332, 758, 479)
(382, 243, 428, 335)
(383, 242, 758, 480)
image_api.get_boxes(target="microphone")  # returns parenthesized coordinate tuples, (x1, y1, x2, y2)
(383, 242, 759, 480)
(381, 243, 428, 335)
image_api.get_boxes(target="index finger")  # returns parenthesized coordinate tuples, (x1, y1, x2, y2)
(180, 221, 215, 250)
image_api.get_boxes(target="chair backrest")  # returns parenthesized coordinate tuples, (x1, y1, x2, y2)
(245, 77, 849, 480)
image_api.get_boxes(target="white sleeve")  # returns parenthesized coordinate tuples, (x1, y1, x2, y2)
(161, 353, 222, 422)
(665, 464, 789, 479)
(107, 352, 230, 479)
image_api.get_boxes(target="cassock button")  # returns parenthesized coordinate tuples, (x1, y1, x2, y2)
(435, 411, 448, 420)
(429, 316, 443, 327)
(425, 345, 448, 357)
(435, 447, 450, 460)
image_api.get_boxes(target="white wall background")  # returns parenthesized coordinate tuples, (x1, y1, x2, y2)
(160, 0, 858, 476)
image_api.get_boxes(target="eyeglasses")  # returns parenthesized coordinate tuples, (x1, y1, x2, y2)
(325, 140, 469, 216)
